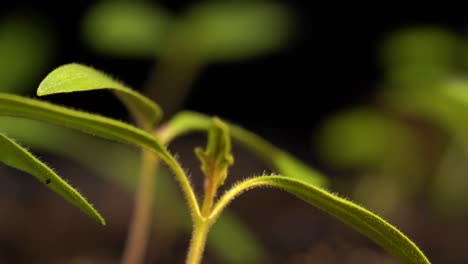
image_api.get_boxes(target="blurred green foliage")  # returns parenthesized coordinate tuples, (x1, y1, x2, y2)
(81, 1, 294, 117)
(0, 13, 53, 94)
(82, 1, 171, 57)
(316, 108, 412, 167)
(81, 1, 292, 62)
(315, 26, 468, 218)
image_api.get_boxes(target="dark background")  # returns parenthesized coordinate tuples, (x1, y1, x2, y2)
(4, 1, 468, 161)
(3, 1, 468, 263)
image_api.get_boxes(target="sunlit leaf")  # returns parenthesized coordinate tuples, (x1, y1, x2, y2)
(163, 111, 327, 187)
(0, 117, 139, 179)
(0, 133, 104, 225)
(0, 92, 199, 215)
(37, 63, 162, 129)
(0, 13, 53, 93)
(82, 1, 171, 57)
(0, 93, 169, 161)
(213, 175, 430, 264)
(173, 2, 293, 62)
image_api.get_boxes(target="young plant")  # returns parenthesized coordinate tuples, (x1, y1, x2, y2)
(315, 27, 468, 218)
(0, 63, 430, 263)
(81, 1, 294, 261)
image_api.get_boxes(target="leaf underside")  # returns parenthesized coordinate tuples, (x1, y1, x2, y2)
(0, 93, 170, 161)
(0, 117, 268, 264)
(0, 133, 105, 225)
(0, 93, 429, 262)
(221, 176, 430, 264)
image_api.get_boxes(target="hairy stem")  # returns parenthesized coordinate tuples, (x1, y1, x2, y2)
(185, 179, 217, 264)
(163, 153, 202, 220)
(121, 149, 159, 264)
(185, 220, 212, 264)
(157, 123, 202, 220)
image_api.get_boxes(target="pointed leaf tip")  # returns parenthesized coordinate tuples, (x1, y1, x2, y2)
(196, 117, 234, 187)
(215, 176, 430, 264)
(0, 133, 105, 225)
(37, 63, 162, 129)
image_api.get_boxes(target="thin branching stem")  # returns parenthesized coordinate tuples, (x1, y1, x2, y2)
(185, 219, 212, 264)
(121, 150, 159, 264)
(122, 126, 202, 264)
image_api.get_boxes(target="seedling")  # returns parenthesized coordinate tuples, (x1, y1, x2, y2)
(0, 63, 430, 263)
(316, 27, 468, 217)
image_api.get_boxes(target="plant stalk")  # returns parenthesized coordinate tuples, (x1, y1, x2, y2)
(185, 168, 221, 264)
(201, 178, 217, 216)
(185, 220, 212, 264)
(121, 149, 159, 264)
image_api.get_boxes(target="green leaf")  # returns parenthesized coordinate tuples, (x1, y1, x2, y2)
(0, 93, 199, 215)
(163, 111, 328, 187)
(213, 176, 430, 264)
(0, 117, 268, 264)
(0, 133, 105, 225)
(172, 2, 292, 62)
(82, 1, 171, 57)
(195, 117, 234, 187)
(0, 93, 170, 162)
(37, 63, 162, 129)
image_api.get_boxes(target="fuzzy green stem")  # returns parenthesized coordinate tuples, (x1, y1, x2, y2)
(186, 220, 212, 264)
(155, 125, 202, 220)
(163, 153, 202, 220)
(185, 178, 218, 264)
(186, 150, 226, 263)
(121, 149, 159, 264)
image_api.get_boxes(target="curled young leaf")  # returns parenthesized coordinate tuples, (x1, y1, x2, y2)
(162, 111, 328, 187)
(0, 133, 105, 225)
(195, 117, 234, 188)
(37, 63, 162, 129)
(212, 175, 430, 264)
